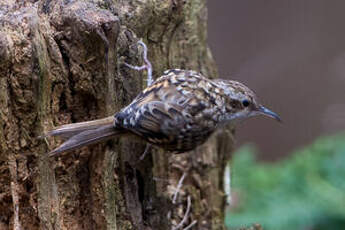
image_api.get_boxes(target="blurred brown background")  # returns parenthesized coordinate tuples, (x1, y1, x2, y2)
(208, 0, 345, 160)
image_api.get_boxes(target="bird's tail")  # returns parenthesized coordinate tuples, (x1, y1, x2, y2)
(42, 116, 124, 157)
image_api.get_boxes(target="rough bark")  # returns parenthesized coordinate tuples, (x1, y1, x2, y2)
(0, 0, 234, 229)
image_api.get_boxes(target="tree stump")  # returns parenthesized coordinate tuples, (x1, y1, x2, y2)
(0, 0, 234, 229)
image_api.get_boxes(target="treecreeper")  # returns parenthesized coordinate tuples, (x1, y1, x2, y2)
(43, 41, 281, 157)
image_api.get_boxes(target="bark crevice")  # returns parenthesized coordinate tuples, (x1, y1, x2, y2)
(0, 1, 231, 229)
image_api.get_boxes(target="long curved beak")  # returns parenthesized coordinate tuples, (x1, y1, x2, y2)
(257, 105, 281, 122)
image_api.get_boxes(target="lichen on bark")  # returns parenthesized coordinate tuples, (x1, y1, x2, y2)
(0, 0, 233, 229)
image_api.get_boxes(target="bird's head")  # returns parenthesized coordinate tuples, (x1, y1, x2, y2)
(214, 79, 281, 124)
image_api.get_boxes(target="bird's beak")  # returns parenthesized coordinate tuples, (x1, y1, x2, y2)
(256, 105, 281, 122)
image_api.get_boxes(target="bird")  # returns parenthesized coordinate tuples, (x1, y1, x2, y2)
(43, 68, 281, 157)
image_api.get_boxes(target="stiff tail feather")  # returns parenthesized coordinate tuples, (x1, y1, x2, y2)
(43, 116, 123, 157)
(42, 116, 115, 139)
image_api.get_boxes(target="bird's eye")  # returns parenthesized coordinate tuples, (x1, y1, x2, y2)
(242, 99, 250, 107)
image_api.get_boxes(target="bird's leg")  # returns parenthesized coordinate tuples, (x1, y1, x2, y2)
(124, 40, 153, 86)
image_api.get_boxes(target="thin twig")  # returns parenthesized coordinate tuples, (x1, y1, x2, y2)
(123, 63, 147, 71)
(124, 39, 153, 86)
(138, 40, 153, 86)
(183, 220, 197, 230)
(172, 196, 192, 230)
(44, 137, 49, 146)
(172, 172, 187, 204)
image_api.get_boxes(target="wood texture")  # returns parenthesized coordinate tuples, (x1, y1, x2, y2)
(0, 0, 233, 229)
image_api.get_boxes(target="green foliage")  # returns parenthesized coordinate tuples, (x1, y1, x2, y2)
(226, 133, 345, 230)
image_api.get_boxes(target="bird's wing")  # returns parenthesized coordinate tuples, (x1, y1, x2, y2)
(120, 100, 186, 140)
(126, 99, 215, 152)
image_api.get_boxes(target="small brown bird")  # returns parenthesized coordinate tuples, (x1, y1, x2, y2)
(44, 69, 280, 157)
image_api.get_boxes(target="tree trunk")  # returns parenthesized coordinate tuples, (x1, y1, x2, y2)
(0, 0, 234, 229)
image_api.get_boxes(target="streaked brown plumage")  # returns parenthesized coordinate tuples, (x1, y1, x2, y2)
(44, 69, 280, 157)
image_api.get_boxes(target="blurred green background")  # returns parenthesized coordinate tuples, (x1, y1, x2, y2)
(225, 133, 345, 230)
(207, 1, 345, 229)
